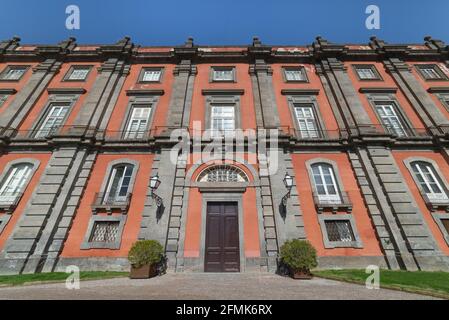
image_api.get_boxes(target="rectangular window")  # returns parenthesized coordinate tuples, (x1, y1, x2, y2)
(104, 165, 134, 204)
(294, 104, 319, 138)
(325, 220, 355, 242)
(212, 67, 234, 82)
(65, 66, 91, 81)
(35, 104, 70, 138)
(416, 64, 448, 80)
(124, 105, 152, 139)
(0, 66, 28, 81)
(284, 67, 307, 82)
(89, 221, 120, 243)
(375, 103, 407, 137)
(412, 162, 448, 202)
(210, 106, 235, 134)
(354, 65, 381, 80)
(312, 164, 341, 203)
(140, 68, 162, 82)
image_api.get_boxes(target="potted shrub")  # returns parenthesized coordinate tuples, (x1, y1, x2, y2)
(279, 239, 317, 279)
(128, 240, 164, 279)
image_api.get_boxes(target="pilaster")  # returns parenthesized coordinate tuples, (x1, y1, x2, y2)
(326, 57, 372, 127)
(385, 58, 449, 127)
(0, 147, 80, 274)
(249, 59, 280, 128)
(364, 146, 449, 270)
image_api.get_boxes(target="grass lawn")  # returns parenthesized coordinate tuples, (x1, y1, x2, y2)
(0, 271, 128, 287)
(314, 269, 449, 299)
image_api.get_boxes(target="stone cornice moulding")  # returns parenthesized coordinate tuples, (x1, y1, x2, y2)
(199, 186, 246, 193)
(281, 89, 320, 95)
(428, 87, 449, 93)
(46, 87, 86, 95)
(126, 89, 165, 96)
(201, 89, 245, 96)
(359, 87, 398, 94)
(0, 88, 17, 95)
(2, 36, 448, 63)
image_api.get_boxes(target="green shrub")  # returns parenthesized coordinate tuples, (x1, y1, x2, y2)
(280, 239, 318, 273)
(128, 240, 164, 268)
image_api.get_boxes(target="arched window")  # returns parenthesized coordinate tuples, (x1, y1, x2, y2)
(0, 163, 33, 204)
(410, 161, 448, 202)
(311, 163, 341, 203)
(197, 165, 248, 183)
(103, 164, 134, 204)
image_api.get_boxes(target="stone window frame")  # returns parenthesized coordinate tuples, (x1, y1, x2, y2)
(305, 158, 346, 203)
(62, 65, 93, 82)
(0, 65, 30, 82)
(434, 92, 449, 113)
(179, 156, 265, 272)
(209, 66, 236, 83)
(415, 64, 449, 81)
(0, 89, 15, 108)
(286, 95, 326, 139)
(431, 213, 449, 246)
(0, 158, 40, 215)
(97, 158, 140, 200)
(403, 157, 449, 209)
(204, 95, 241, 131)
(281, 66, 309, 83)
(29, 94, 79, 137)
(365, 93, 416, 136)
(119, 95, 160, 136)
(80, 214, 127, 249)
(352, 64, 383, 81)
(82, 158, 139, 249)
(137, 67, 165, 83)
(318, 214, 363, 248)
(199, 193, 245, 271)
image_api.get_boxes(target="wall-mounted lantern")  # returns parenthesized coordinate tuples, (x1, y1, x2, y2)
(282, 172, 293, 206)
(150, 174, 163, 207)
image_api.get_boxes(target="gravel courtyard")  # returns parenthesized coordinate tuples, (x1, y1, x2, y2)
(0, 272, 438, 300)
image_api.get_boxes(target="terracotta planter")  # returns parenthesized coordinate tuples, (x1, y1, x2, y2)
(291, 270, 313, 280)
(130, 264, 158, 279)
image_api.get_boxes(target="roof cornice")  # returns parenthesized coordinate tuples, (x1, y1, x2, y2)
(1, 36, 448, 64)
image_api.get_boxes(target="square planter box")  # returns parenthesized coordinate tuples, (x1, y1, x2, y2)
(130, 264, 157, 279)
(291, 270, 313, 280)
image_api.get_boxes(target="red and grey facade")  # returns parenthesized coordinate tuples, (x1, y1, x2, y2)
(0, 36, 449, 274)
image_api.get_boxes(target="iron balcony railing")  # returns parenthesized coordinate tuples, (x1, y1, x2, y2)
(0, 123, 443, 143)
(421, 193, 449, 212)
(95, 126, 187, 141)
(0, 192, 24, 212)
(4, 125, 97, 140)
(288, 128, 348, 140)
(91, 192, 132, 213)
(350, 124, 432, 138)
(312, 191, 353, 213)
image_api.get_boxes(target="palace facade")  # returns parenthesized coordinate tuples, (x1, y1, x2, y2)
(0, 36, 449, 274)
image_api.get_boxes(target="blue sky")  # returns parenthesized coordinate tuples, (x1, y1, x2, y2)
(0, 0, 448, 45)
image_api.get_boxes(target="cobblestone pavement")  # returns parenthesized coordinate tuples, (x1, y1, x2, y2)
(0, 273, 439, 300)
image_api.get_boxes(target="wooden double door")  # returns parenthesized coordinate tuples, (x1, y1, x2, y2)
(204, 202, 240, 272)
